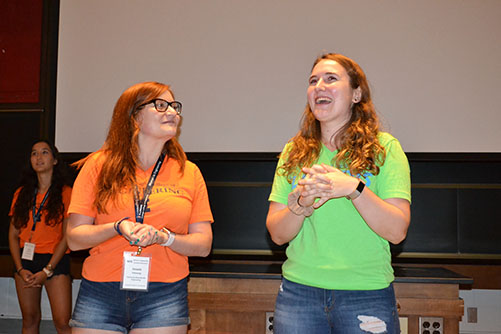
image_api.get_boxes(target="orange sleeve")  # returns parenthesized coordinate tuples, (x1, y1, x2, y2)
(62, 186, 72, 218)
(8, 188, 21, 217)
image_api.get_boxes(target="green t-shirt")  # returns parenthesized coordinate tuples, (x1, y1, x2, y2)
(268, 132, 411, 290)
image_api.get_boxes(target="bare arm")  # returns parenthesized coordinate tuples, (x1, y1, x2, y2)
(8, 219, 23, 274)
(46, 217, 70, 269)
(66, 213, 119, 251)
(9, 220, 38, 286)
(157, 221, 213, 257)
(266, 184, 317, 246)
(351, 191, 410, 244)
(68, 211, 213, 257)
(266, 202, 304, 246)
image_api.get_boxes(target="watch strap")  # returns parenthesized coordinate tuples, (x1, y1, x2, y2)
(160, 228, 176, 247)
(347, 180, 365, 200)
(43, 266, 53, 278)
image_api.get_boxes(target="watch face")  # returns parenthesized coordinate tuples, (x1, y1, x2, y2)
(356, 180, 366, 193)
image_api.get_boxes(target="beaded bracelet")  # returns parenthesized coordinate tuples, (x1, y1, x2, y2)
(114, 217, 129, 236)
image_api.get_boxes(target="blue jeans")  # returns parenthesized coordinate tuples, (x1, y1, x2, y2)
(274, 278, 400, 334)
(70, 278, 189, 333)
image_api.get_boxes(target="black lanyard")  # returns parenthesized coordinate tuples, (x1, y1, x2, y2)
(133, 153, 165, 224)
(32, 188, 50, 230)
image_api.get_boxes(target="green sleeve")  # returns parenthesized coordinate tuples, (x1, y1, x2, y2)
(376, 135, 411, 203)
(268, 145, 293, 205)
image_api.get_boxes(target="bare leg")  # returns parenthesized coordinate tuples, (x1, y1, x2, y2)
(14, 273, 42, 334)
(45, 274, 72, 334)
(130, 325, 187, 334)
(72, 329, 123, 334)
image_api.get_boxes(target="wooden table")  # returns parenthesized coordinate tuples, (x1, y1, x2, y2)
(187, 262, 472, 334)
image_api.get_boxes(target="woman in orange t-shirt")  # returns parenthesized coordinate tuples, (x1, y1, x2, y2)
(67, 82, 213, 334)
(8, 140, 72, 334)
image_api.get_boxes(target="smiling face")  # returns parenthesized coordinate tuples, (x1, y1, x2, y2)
(30, 141, 57, 174)
(136, 90, 180, 144)
(307, 59, 361, 129)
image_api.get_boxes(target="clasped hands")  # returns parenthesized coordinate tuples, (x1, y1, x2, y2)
(297, 163, 359, 209)
(116, 220, 167, 248)
(18, 269, 46, 288)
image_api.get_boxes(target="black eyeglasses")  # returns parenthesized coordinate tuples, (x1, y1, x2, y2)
(137, 99, 182, 115)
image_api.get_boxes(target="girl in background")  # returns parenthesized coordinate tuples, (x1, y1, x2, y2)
(9, 139, 72, 334)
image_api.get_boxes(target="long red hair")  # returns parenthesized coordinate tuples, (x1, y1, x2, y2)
(280, 53, 385, 180)
(75, 82, 186, 213)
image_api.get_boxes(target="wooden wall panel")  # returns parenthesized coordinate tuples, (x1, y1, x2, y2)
(0, 0, 43, 103)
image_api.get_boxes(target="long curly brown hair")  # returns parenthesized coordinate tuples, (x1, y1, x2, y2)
(280, 53, 385, 181)
(11, 140, 70, 229)
(75, 82, 186, 214)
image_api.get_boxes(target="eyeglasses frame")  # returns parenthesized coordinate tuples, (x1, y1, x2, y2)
(136, 98, 182, 115)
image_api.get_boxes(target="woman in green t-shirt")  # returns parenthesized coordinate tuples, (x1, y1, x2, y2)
(267, 53, 411, 333)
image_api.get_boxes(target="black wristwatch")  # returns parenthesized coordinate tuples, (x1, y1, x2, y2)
(346, 180, 365, 200)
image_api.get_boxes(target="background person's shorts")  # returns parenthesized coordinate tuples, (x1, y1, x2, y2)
(19, 252, 71, 278)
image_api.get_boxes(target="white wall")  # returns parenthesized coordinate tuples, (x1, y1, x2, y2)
(460, 289, 501, 334)
(56, 0, 501, 153)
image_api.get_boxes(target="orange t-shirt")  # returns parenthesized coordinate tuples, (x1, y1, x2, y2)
(68, 152, 214, 283)
(9, 186, 72, 254)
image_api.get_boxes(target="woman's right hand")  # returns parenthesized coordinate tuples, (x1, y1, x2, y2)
(118, 220, 161, 247)
(24, 270, 47, 288)
(293, 170, 317, 208)
(116, 219, 139, 242)
(18, 268, 35, 284)
(296, 184, 316, 207)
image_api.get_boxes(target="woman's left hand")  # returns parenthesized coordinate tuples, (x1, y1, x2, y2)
(298, 163, 359, 208)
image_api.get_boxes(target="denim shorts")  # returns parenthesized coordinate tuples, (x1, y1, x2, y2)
(273, 277, 400, 334)
(70, 277, 189, 332)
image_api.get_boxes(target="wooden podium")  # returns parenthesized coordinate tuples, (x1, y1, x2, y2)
(187, 262, 472, 334)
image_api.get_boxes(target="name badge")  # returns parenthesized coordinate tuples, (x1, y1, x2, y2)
(22, 242, 36, 261)
(121, 252, 151, 291)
